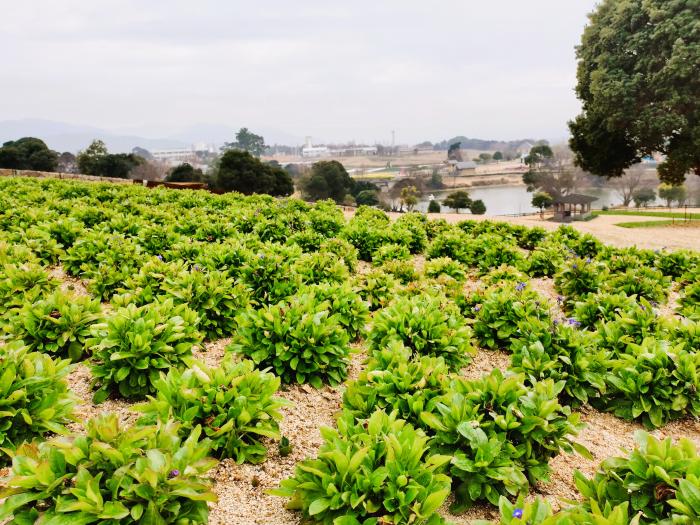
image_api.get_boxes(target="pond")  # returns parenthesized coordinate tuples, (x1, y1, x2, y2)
(414, 185, 660, 216)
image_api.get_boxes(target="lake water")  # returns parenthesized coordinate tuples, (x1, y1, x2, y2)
(414, 185, 660, 216)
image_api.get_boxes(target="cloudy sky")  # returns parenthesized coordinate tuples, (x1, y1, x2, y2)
(1, 1, 598, 144)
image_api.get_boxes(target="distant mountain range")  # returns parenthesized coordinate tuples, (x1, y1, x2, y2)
(0, 119, 304, 154)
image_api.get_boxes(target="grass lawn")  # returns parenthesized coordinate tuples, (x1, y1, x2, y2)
(593, 209, 700, 220)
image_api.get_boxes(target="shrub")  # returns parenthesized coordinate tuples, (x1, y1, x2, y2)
(424, 257, 467, 281)
(89, 299, 203, 402)
(604, 267, 670, 303)
(162, 269, 251, 339)
(380, 259, 419, 284)
(574, 431, 700, 525)
(678, 281, 700, 318)
(472, 283, 550, 351)
(511, 319, 608, 406)
(0, 263, 60, 316)
(554, 257, 606, 307)
(341, 217, 396, 261)
(596, 300, 668, 356)
(343, 342, 451, 427)
(239, 247, 301, 305)
(422, 370, 584, 511)
(573, 292, 640, 329)
(426, 229, 472, 263)
(0, 342, 75, 459)
(0, 414, 217, 524)
(304, 282, 370, 340)
(369, 294, 474, 370)
(111, 257, 189, 307)
(355, 269, 401, 311)
(599, 338, 700, 428)
(229, 293, 350, 388)
(292, 251, 349, 285)
(5, 291, 102, 362)
(271, 410, 451, 525)
(427, 199, 441, 213)
(372, 243, 411, 265)
(655, 249, 699, 279)
(319, 237, 359, 272)
(524, 245, 565, 277)
(136, 358, 287, 463)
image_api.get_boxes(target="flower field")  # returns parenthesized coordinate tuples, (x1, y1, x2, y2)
(0, 176, 698, 524)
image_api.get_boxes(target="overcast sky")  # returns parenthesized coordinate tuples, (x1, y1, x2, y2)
(1, 1, 599, 145)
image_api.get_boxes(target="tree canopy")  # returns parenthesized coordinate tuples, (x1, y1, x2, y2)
(77, 140, 142, 179)
(0, 137, 58, 172)
(224, 128, 267, 157)
(569, 0, 700, 184)
(166, 163, 204, 183)
(442, 191, 471, 212)
(299, 161, 353, 203)
(215, 149, 293, 196)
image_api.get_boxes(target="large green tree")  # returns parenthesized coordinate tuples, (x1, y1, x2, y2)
(215, 149, 292, 196)
(166, 163, 204, 182)
(569, 0, 700, 184)
(0, 137, 58, 172)
(442, 191, 472, 212)
(224, 128, 267, 157)
(299, 160, 353, 203)
(77, 140, 142, 179)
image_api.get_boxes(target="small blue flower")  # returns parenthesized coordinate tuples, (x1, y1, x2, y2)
(516, 282, 527, 292)
(473, 305, 481, 313)
(572, 263, 578, 270)
(168, 469, 180, 479)
(567, 317, 581, 327)
(586, 257, 592, 263)
(512, 508, 523, 519)
(557, 295, 564, 304)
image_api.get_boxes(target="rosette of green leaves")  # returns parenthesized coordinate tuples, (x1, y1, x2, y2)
(229, 293, 350, 388)
(5, 291, 102, 362)
(355, 269, 401, 311)
(20, 226, 64, 265)
(604, 267, 670, 303)
(0, 239, 39, 267)
(161, 269, 251, 339)
(343, 342, 451, 426)
(111, 257, 189, 307)
(422, 370, 585, 510)
(472, 284, 550, 351)
(319, 237, 359, 272)
(239, 246, 302, 305)
(304, 282, 370, 340)
(136, 357, 288, 463)
(655, 249, 699, 280)
(0, 263, 60, 316)
(46, 217, 85, 248)
(0, 414, 217, 524)
(573, 292, 640, 329)
(372, 243, 411, 266)
(195, 238, 253, 278)
(426, 229, 473, 264)
(369, 294, 474, 370)
(137, 223, 181, 254)
(574, 431, 700, 525)
(678, 281, 700, 318)
(596, 300, 669, 357)
(0, 342, 75, 459)
(82, 235, 143, 300)
(473, 233, 525, 274)
(270, 410, 451, 525)
(599, 338, 700, 428)
(381, 259, 419, 285)
(341, 216, 397, 262)
(293, 251, 349, 286)
(424, 257, 467, 281)
(89, 299, 203, 402)
(481, 264, 529, 286)
(554, 257, 607, 307)
(61, 230, 113, 276)
(511, 319, 608, 406)
(394, 212, 428, 254)
(524, 244, 565, 278)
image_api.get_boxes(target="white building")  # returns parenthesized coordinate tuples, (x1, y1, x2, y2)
(150, 144, 216, 166)
(301, 145, 331, 158)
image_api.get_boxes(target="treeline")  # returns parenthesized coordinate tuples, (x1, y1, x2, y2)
(432, 136, 544, 152)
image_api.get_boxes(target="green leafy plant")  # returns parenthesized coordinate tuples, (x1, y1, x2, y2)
(380, 259, 419, 284)
(229, 293, 350, 388)
(573, 292, 640, 329)
(293, 251, 349, 285)
(89, 299, 203, 402)
(423, 257, 467, 281)
(574, 431, 699, 524)
(135, 357, 287, 463)
(304, 282, 370, 340)
(0, 263, 60, 316)
(599, 338, 700, 428)
(0, 414, 217, 524)
(355, 269, 401, 311)
(5, 291, 102, 362)
(0, 342, 75, 459)
(372, 243, 411, 266)
(604, 267, 670, 303)
(422, 370, 585, 511)
(319, 237, 359, 272)
(369, 294, 474, 370)
(472, 283, 550, 351)
(343, 342, 451, 427)
(554, 257, 606, 307)
(524, 245, 565, 277)
(238, 247, 302, 305)
(271, 410, 451, 525)
(162, 269, 251, 339)
(655, 249, 699, 279)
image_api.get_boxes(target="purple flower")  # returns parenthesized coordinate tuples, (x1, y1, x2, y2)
(473, 305, 481, 313)
(512, 508, 523, 519)
(572, 263, 578, 270)
(156, 254, 164, 261)
(557, 295, 564, 304)
(193, 264, 202, 272)
(586, 257, 592, 263)
(168, 469, 180, 479)
(516, 282, 527, 292)
(258, 253, 265, 260)
(567, 317, 581, 327)
(553, 318, 559, 325)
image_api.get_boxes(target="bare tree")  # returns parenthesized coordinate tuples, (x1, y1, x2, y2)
(610, 165, 644, 207)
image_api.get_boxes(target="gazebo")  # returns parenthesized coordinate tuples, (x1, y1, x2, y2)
(552, 194, 597, 222)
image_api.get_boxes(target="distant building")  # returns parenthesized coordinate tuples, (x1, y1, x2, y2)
(448, 160, 477, 175)
(150, 145, 216, 167)
(553, 194, 597, 222)
(301, 145, 331, 158)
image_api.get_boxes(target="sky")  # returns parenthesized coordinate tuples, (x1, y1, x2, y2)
(0, 1, 599, 145)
